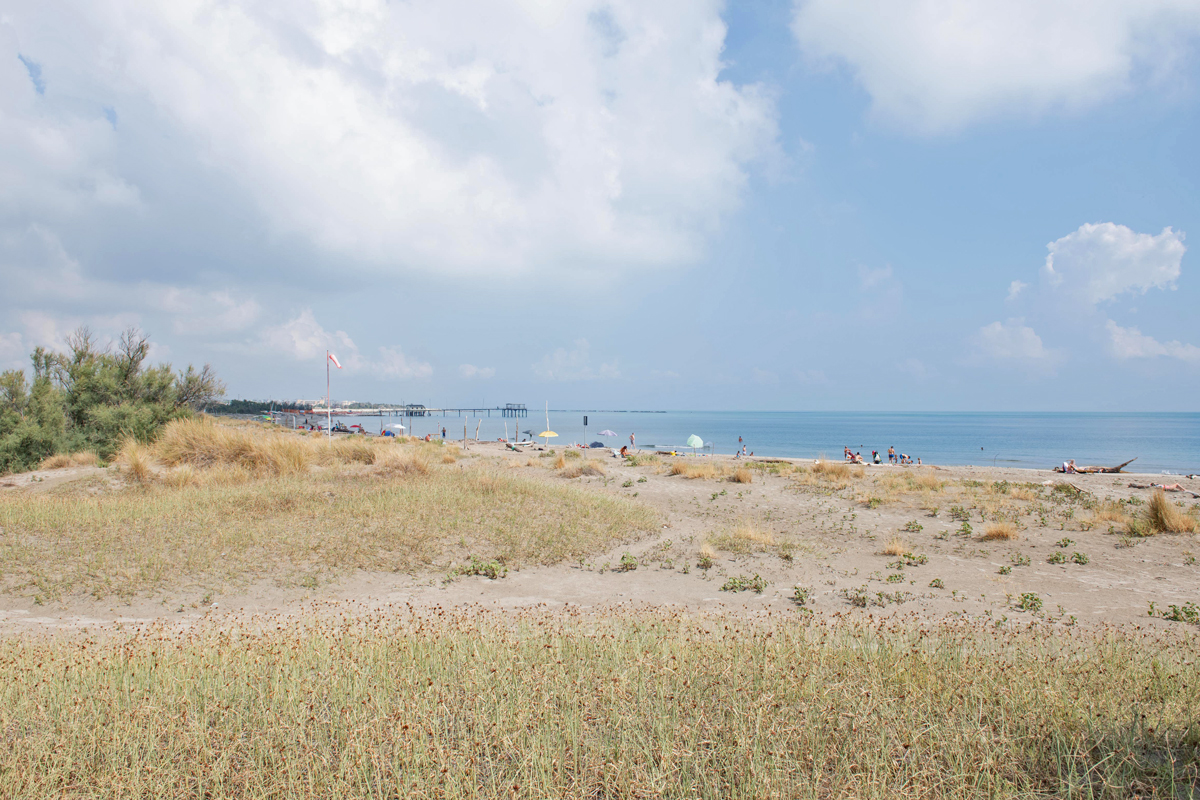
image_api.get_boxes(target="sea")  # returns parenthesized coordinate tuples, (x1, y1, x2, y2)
(278, 411, 1200, 475)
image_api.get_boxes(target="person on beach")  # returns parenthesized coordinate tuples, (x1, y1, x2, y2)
(630, 433, 636, 451)
(441, 427, 446, 439)
(888, 446, 896, 464)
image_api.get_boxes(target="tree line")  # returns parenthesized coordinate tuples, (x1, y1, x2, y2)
(0, 327, 224, 474)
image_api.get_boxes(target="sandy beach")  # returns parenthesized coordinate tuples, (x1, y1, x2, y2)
(3, 438, 1196, 633)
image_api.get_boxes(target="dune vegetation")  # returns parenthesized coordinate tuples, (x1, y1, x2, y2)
(1, 609, 1196, 799)
(0, 418, 659, 601)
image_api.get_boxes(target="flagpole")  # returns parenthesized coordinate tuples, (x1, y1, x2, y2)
(326, 350, 331, 441)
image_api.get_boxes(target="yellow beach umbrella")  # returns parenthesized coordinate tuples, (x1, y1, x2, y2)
(539, 430, 558, 446)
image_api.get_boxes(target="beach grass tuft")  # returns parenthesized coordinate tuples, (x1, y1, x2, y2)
(981, 521, 1019, 541)
(1147, 489, 1197, 533)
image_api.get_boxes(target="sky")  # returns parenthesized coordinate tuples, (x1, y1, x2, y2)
(2, 0, 1200, 411)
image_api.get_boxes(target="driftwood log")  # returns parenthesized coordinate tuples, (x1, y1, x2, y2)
(1053, 457, 1137, 474)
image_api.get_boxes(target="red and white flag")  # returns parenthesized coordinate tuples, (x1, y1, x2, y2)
(328, 352, 342, 369)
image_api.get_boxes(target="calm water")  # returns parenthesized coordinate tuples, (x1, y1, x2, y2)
(289, 411, 1200, 474)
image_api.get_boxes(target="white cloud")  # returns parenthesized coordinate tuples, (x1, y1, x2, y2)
(459, 364, 495, 380)
(1007, 280, 1028, 301)
(751, 367, 779, 384)
(858, 264, 893, 290)
(974, 318, 1057, 364)
(4, 0, 779, 276)
(165, 290, 261, 335)
(377, 346, 433, 380)
(263, 310, 361, 368)
(0, 330, 25, 368)
(1106, 319, 1200, 362)
(261, 309, 431, 380)
(533, 339, 619, 381)
(898, 358, 935, 379)
(1044, 223, 1185, 304)
(792, 0, 1200, 132)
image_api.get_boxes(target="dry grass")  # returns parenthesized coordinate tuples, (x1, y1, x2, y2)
(116, 438, 156, 484)
(561, 461, 606, 479)
(1148, 490, 1198, 533)
(981, 521, 1019, 541)
(698, 540, 717, 561)
(0, 461, 658, 600)
(881, 537, 908, 556)
(729, 467, 752, 484)
(1088, 503, 1132, 528)
(38, 453, 75, 470)
(795, 460, 863, 491)
(811, 460, 853, 479)
(2, 609, 1195, 798)
(554, 453, 568, 470)
(910, 471, 945, 491)
(669, 461, 721, 480)
(38, 451, 100, 470)
(709, 520, 777, 555)
(1009, 487, 1039, 502)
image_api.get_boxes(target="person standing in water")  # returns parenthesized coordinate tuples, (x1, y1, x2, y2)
(630, 432, 635, 452)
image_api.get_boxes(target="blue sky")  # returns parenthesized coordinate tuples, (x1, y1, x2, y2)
(2, 0, 1199, 410)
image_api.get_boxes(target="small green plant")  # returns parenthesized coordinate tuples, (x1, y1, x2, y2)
(958, 521, 973, 537)
(886, 573, 904, 584)
(455, 556, 508, 580)
(865, 497, 883, 509)
(929, 578, 944, 589)
(949, 505, 970, 521)
(902, 552, 927, 566)
(637, 476, 647, 483)
(1126, 517, 1152, 538)
(721, 574, 768, 594)
(902, 520, 924, 533)
(1056, 538, 1074, 548)
(617, 552, 638, 572)
(927, 507, 940, 517)
(998, 565, 1012, 575)
(697, 554, 714, 571)
(1047, 552, 1067, 565)
(1150, 601, 1199, 625)
(841, 587, 869, 607)
(1017, 593, 1043, 613)
(622, 480, 633, 488)
(1010, 554, 1031, 567)
(1071, 552, 1089, 565)
(791, 586, 812, 605)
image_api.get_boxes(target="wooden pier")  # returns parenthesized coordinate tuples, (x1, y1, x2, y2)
(305, 403, 527, 418)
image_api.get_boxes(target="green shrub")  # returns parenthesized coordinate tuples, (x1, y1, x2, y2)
(0, 328, 223, 473)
